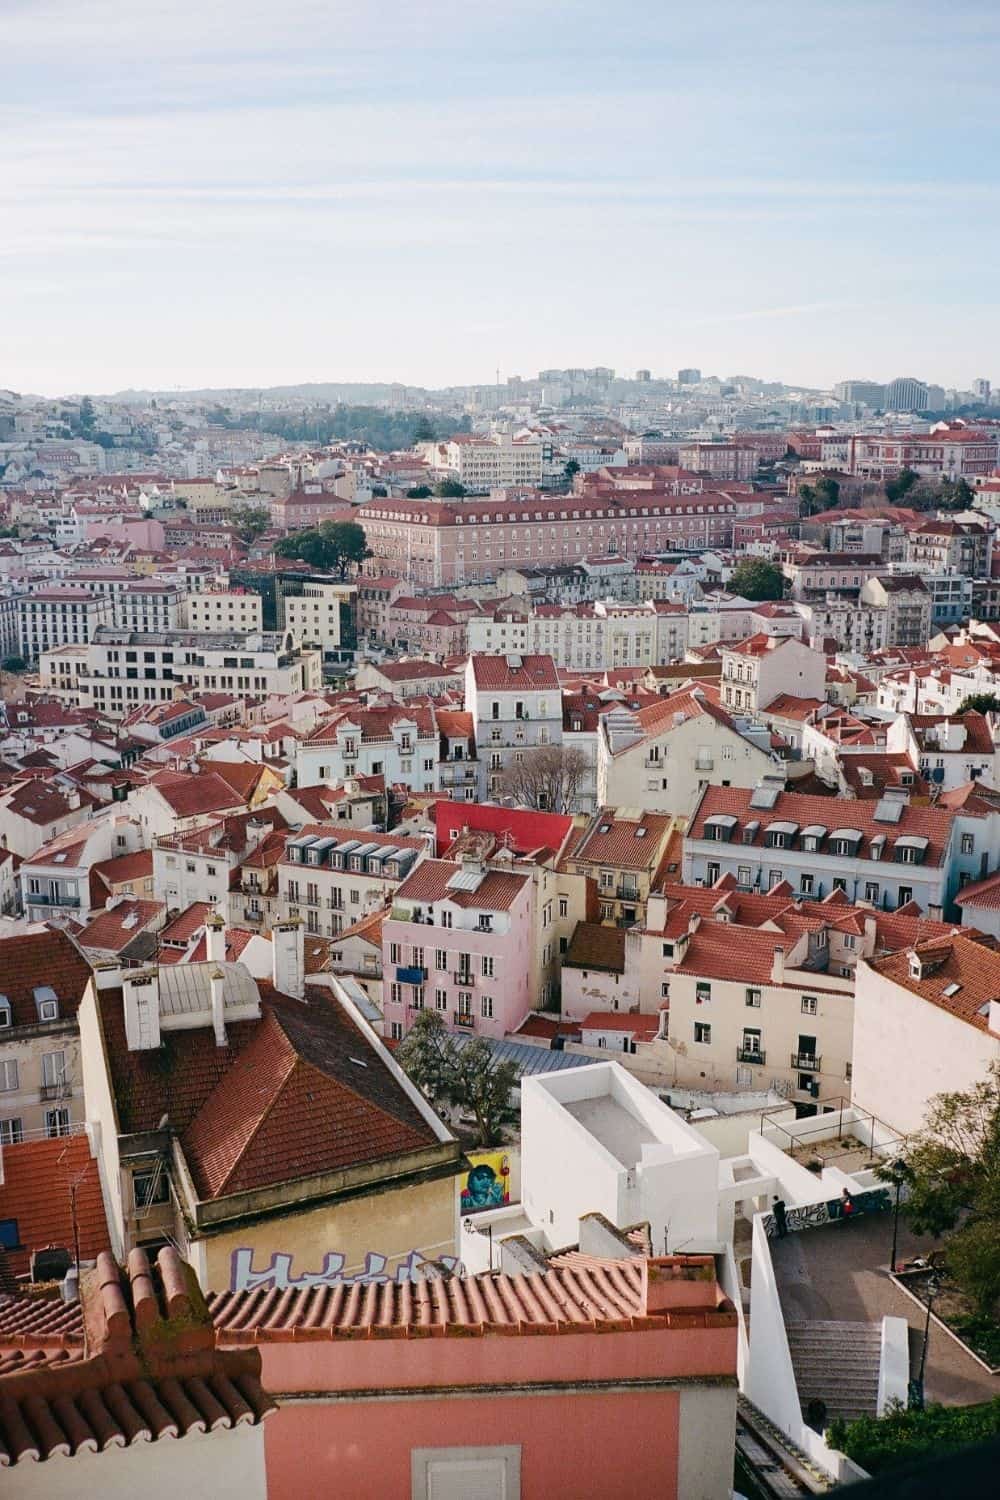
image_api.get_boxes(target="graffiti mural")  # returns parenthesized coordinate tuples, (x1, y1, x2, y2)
(763, 1187, 892, 1239)
(460, 1150, 511, 1214)
(229, 1248, 463, 1293)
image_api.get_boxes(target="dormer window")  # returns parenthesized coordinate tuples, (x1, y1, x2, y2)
(34, 987, 59, 1023)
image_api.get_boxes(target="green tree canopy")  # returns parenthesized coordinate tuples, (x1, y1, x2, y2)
(232, 505, 273, 545)
(411, 417, 437, 442)
(885, 466, 919, 503)
(728, 558, 785, 601)
(77, 396, 95, 433)
(957, 693, 1000, 715)
(888, 1061, 1000, 1316)
(828, 1398, 1000, 1477)
(798, 476, 840, 515)
(274, 519, 371, 577)
(406, 485, 432, 498)
(433, 479, 467, 498)
(397, 1010, 519, 1148)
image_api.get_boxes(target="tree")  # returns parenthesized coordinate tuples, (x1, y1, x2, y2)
(798, 476, 840, 515)
(433, 479, 466, 498)
(496, 744, 590, 814)
(274, 519, 371, 577)
(890, 1062, 1000, 1316)
(938, 477, 975, 512)
(564, 459, 581, 483)
(957, 693, 1000, 716)
(885, 466, 919, 503)
(411, 417, 436, 443)
(232, 505, 272, 546)
(1, 656, 27, 673)
(828, 1398, 1000, 1477)
(728, 558, 785, 601)
(77, 396, 95, 433)
(406, 485, 432, 498)
(397, 1011, 519, 1148)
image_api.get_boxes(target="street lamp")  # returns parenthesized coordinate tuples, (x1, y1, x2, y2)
(886, 1158, 909, 1274)
(912, 1269, 942, 1410)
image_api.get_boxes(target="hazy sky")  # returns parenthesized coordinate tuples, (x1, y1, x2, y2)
(4, 0, 999, 396)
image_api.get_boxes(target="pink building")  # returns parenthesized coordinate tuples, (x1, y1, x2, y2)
(213, 1252, 738, 1500)
(381, 855, 534, 1040)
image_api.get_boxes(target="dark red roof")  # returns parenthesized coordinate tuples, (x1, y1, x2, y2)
(0, 1135, 110, 1277)
(0, 930, 92, 1029)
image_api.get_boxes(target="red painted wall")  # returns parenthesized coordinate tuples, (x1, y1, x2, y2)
(264, 1387, 680, 1500)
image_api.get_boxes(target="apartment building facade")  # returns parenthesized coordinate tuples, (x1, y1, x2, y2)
(278, 826, 425, 936)
(464, 653, 562, 799)
(17, 586, 114, 661)
(380, 856, 534, 1041)
(184, 588, 264, 634)
(297, 704, 440, 792)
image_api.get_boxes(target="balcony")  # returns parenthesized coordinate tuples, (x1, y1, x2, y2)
(791, 1052, 821, 1071)
(454, 1012, 475, 1030)
(616, 884, 641, 902)
(25, 893, 80, 908)
(40, 1083, 69, 1102)
(736, 1046, 766, 1065)
(452, 972, 475, 988)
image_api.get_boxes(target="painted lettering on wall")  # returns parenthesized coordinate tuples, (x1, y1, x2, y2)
(229, 1247, 464, 1293)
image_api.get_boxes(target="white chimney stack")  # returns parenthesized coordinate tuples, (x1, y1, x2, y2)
(123, 969, 161, 1051)
(209, 967, 227, 1046)
(771, 945, 785, 984)
(205, 913, 226, 965)
(272, 918, 305, 1000)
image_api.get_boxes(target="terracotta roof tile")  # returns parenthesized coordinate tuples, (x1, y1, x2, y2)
(0, 1136, 110, 1278)
(570, 810, 674, 872)
(0, 930, 93, 1030)
(393, 858, 527, 912)
(867, 935, 1000, 1031)
(470, 653, 559, 691)
(563, 923, 627, 973)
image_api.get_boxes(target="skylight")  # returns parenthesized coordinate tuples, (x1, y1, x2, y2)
(942, 982, 962, 997)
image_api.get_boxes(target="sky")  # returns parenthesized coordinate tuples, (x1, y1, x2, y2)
(4, 0, 1000, 396)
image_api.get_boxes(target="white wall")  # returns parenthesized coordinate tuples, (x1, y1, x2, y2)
(10, 1422, 266, 1500)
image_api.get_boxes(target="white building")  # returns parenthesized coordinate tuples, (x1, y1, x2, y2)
(280, 578, 355, 657)
(297, 703, 440, 792)
(852, 935, 1000, 1136)
(18, 587, 114, 661)
(418, 428, 544, 490)
(720, 634, 827, 716)
(184, 588, 263, 634)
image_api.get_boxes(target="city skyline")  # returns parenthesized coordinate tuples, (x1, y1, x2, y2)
(4, 0, 1000, 393)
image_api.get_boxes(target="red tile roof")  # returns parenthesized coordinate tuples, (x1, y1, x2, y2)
(76, 898, 164, 954)
(97, 985, 444, 1202)
(210, 1254, 736, 1340)
(470, 653, 560, 691)
(689, 784, 955, 867)
(0, 1135, 110, 1278)
(150, 770, 246, 818)
(569, 809, 674, 872)
(0, 1247, 274, 1466)
(393, 858, 528, 912)
(867, 935, 1000, 1032)
(955, 870, 1000, 910)
(563, 923, 627, 973)
(0, 930, 93, 1029)
(580, 1011, 660, 1040)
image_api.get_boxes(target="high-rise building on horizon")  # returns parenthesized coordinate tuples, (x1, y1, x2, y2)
(833, 379, 885, 406)
(677, 368, 701, 385)
(884, 376, 929, 412)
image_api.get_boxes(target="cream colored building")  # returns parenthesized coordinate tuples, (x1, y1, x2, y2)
(184, 589, 263, 634)
(597, 686, 779, 818)
(852, 936, 1000, 1136)
(0, 929, 93, 1142)
(280, 578, 355, 655)
(418, 428, 544, 490)
(662, 919, 855, 1104)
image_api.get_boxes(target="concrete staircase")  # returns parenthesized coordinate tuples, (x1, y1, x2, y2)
(785, 1320, 882, 1422)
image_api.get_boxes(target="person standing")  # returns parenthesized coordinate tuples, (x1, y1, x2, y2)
(773, 1197, 788, 1238)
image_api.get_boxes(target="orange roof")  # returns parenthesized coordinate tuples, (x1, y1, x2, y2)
(868, 936, 1000, 1032)
(0, 1135, 110, 1277)
(394, 858, 528, 911)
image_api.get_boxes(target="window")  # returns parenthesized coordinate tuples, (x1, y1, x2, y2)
(746, 988, 761, 1008)
(390, 942, 401, 965)
(411, 1446, 521, 1500)
(694, 1022, 711, 1045)
(42, 1051, 66, 1090)
(696, 982, 711, 1005)
(559, 897, 568, 918)
(435, 988, 448, 1010)
(481, 955, 495, 978)
(0, 1061, 17, 1092)
(864, 882, 879, 904)
(45, 1108, 71, 1138)
(801, 995, 818, 1015)
(441, 910, 453, 929)
(435, 949, 448, 971)
(961, 833, 975, 855)
(481, 995, 494, 1019)
(133, 1167, 170, 1208)
(0, 1220, 19, 1250)
(390, 1022, 403, 1041)
(0, 1119, 23, 1145)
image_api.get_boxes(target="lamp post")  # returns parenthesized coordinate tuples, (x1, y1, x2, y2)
(887, 1159, 909, 1274)
(912, 1270, 942, 1410)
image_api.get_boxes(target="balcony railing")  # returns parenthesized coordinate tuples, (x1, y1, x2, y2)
(791, 1052, 821, 1071)
(396, 966, 427, 985)
(737, 1047, 766, 1065)
(40, 1083, 70, 1102)
(453, 972, 475, 987)
(25, 893, 80, 908)
(454, 1012, 475, 1030)
(616, 884, 640, 902)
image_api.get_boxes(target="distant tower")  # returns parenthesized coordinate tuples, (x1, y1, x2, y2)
(678, 368, 701, 385)
(973, 378, 991, 403)
(636, 369, 651, 382)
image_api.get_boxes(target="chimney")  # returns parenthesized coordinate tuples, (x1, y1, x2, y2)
(210, 968, 227, 1046)
(205, 912, 226, 965)
(771, 945, 785, 984)
(66, 787, 81, 810)
(123, 969, 161, 1051)
(272, 918, 305, 1000)
(641, 1256, 719, 1314)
